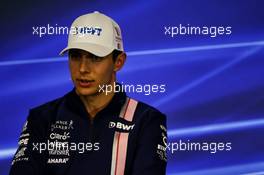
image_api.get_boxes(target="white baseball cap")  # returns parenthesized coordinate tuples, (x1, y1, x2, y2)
(60, 11, 124, 57)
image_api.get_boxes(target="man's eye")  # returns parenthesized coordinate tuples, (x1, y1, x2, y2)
(91, 56, 103, 62)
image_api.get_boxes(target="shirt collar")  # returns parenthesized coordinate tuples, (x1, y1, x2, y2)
(64, 86, 127, 120)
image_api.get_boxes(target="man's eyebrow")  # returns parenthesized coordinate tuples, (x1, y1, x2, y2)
(86, 53, 95, 56)
(88, 52, 105, 58)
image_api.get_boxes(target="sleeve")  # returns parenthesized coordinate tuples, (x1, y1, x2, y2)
(9, 110, 48, 175)
(131, 110, 167, 175)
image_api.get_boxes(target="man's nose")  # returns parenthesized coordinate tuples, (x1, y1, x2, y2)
(79, 57, 91, 73)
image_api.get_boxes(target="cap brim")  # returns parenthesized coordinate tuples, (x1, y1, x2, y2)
(59, 43, 114, 57)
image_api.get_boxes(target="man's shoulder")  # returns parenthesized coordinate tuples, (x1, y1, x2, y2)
(31, 96, 64, 112)
(130, 98, 167, 134)
(132, 98, 166, 121)
(28, 94, 68, 121)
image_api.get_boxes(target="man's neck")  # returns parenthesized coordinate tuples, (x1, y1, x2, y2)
(78, 85, 115, 119)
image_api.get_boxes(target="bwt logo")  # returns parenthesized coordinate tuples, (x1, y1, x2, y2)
(109, 122, 135, 131)
(74, 26, 102, 36)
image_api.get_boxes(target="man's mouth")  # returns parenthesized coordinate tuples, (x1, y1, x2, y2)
(76, 78, 95, 87)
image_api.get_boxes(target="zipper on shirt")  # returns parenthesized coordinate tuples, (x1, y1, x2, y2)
(88, 117, 94, 143)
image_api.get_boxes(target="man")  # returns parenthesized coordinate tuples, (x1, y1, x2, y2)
(10, 11, 167, 175)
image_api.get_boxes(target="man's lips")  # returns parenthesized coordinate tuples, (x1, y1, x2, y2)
(76, 78, 95, 87)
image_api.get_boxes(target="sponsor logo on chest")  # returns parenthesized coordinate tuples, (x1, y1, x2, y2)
(109, 121, 135, 131)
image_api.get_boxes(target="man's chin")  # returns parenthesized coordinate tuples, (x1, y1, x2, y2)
(75, 87, 98, 96)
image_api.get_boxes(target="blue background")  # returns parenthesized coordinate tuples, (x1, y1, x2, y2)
(1, 0, 264, 174)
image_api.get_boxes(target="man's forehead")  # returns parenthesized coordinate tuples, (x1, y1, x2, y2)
(69, 49, 95, 56)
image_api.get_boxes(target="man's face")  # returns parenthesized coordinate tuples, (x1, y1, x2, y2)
(68, 49, 115, 96)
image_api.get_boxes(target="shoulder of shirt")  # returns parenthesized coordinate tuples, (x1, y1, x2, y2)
(131, 97, 167, 121)
(27, 93, 67, 121)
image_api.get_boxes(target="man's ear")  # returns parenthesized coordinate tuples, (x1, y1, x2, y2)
(114, 52, 126, 72)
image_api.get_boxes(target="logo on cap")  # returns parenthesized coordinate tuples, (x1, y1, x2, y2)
(72, 26, 102, 37)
